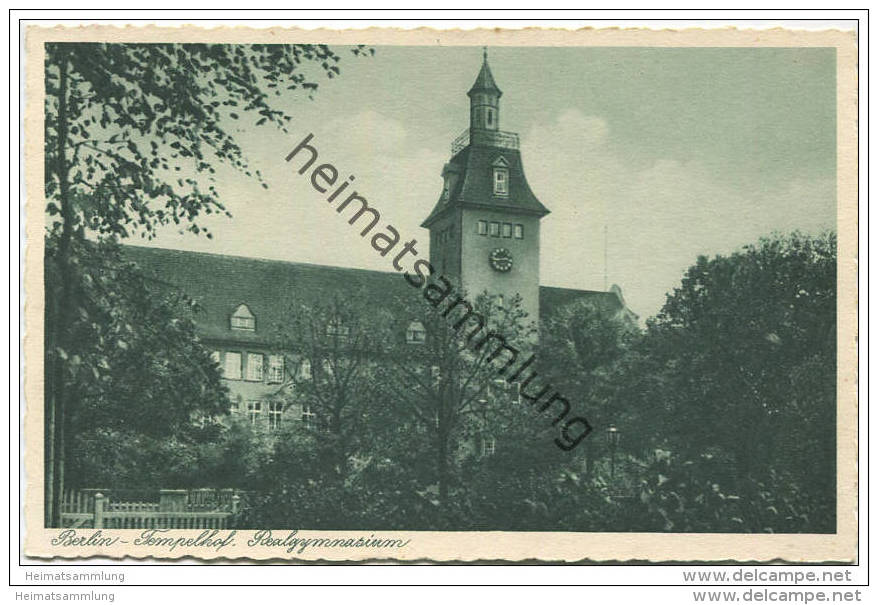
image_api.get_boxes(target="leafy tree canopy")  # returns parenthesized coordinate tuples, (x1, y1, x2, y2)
(614, 231, 837, 528)
(45, 42, 372, 240)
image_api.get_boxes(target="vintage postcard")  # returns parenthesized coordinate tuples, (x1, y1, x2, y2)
(22, 24, 858, 562)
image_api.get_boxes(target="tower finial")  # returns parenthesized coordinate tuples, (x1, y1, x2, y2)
(483, 46, 488, 61)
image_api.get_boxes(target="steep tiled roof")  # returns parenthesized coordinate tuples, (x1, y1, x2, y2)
(122, 245, 622, 346)
(123, 246, 411, 347)
(421, 145, 550, 227)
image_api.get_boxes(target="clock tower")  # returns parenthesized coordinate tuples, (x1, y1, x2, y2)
(421, 50, 550, 323)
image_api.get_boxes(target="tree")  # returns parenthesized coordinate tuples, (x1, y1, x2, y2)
(615, 232, 837, 531)
(48, 239, 231, 490)
(275, 291, 385, 482)
(43, 42, 370, 525)
(375, 287, 535, 521)
(539, 298, 638, 475)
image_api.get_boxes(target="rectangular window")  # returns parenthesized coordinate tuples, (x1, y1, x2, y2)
(514, 224, 524, 239)
(231, 315, 256, 330)
(246, 353, 264, 382)
(268, 354, 284, 383)
(482, 436, 496, 457)
(493, 168, 508, 195)
(477, 220, 487, 236)
(299, 358, 312, 380)
(224, 352, 242, 380)
(268, 401, 283, 430)
(502, 222, 512, 238)
(302, 403, 316, 430)
(489, 221, 500, 237)
(247, 400, 262, 426)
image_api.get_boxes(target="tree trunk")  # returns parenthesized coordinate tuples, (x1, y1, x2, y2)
(46, 48, 73, 528)
(438, 430, 448, 511)
(332, 403, 345, 480)
(437, 382, 451, 515)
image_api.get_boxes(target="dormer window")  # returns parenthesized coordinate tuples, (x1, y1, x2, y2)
(230, 304, 255, 331)
(406, 321, 426, 345)
(326, 318, 350, 340)
(492, 156, 509, 197)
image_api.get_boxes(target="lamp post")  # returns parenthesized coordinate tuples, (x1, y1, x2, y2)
(606, 424, 621, 479)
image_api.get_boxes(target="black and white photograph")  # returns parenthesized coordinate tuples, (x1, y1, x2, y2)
(22, 22, 859, 566)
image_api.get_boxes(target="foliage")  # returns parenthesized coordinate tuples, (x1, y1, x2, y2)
(244, 286, 563, 529)
(619, 451, 834, 533)
(52, 239, 230, 489)
(374, 288, 535, 509)
(539, 298, 639, 472)
(45, 42, 371, 241)
(613, 231, 837, 531)
(43, 41, 370, 524)
(273, 290, 386, 473)
(193, 419, 276, 491)
(240, 233, 837, 533)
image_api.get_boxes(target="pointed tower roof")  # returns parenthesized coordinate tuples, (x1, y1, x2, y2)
(468, 48, 502, 98)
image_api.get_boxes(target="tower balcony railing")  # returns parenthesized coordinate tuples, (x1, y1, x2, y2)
(451, 127, 520, 155)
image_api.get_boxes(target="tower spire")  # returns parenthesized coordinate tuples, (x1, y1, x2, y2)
(468, 49, 502, 98)
(468, 49, 502, 130)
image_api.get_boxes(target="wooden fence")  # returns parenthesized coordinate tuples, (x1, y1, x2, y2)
(60, 488, 240, 529)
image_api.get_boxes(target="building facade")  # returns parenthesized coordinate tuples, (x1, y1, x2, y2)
(422, 51, 549, 323)
(123, 53, 635, 437)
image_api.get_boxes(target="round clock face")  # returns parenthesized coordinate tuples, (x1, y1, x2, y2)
(489, 247, 513, 272)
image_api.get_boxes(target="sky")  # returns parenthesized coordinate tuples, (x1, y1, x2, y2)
(144, 45, 837, 320)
